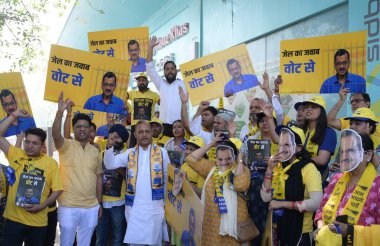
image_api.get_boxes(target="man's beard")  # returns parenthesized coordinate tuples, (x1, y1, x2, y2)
(138, 84, 148, 91)
(114, 141, 124, 151)
(165, 73, 176, 84)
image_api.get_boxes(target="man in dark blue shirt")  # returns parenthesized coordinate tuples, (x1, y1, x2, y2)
(84, 72, 127, 115)
(320, 49, 366, 94)
(0, 89, 36, 137)
(224, 59, 259, 97)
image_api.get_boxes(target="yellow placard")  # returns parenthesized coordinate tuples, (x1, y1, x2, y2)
(88, 27, 149, 60)
(0, 72, 34, 119)
(0, 72, 36, 137)
(71, 106, 108, 130)
(280, 31, 367, 94)
(166, 164, 203, 245)
(180, 44, 257, 106)
(44, 44, 131, 112)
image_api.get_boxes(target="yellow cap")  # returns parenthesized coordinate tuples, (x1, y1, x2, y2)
(344, 107, 379, 123)
(184, 136, 205, 149)
(135, 72, 148, 80)
(302, 96, 326, 110)
(150, 117, 163, 126)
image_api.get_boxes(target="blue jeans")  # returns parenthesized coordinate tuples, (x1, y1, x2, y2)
(96, 204, 126, 246)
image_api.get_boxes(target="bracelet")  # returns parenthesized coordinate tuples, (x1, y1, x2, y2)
(56, 112, 64, 117)
(292, 201, 296, 210)
(66, 114, 72, 117)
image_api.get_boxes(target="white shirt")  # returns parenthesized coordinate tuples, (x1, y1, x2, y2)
(189, 115, 212, 145)
(104, 144, 170, 244)
(146, 61, 187, 124)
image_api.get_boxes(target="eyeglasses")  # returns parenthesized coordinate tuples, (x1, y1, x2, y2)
(349, 99, 366, 105)
(335, 61, 349, 66)
(2, 101, 16, 107)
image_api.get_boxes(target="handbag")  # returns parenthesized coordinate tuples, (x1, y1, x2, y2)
(237, 217, 259, 242)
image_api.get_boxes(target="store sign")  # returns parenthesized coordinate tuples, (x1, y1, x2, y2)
(156, 23, 190, 50)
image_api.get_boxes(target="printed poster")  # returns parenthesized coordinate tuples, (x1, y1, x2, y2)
(88, 27, 149, 60)
(15, 173, 45, 207)
(0, 72, 36, 137)
(44, 45, 131, 114)
(180, 44, 257, 106)
(280, 31, 367, 94)
(166, 164, 203, 246)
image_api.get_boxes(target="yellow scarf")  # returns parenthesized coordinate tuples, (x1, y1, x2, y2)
(322, 164, 376, 225)
(271, 159, 300, 200)
(213, 164, 235, 213)
(126, 144, 163, 206)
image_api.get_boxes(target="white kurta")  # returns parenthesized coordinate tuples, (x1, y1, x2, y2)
(104, 144, 169, 245)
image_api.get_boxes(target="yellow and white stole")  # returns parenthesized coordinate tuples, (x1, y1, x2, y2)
(243, 122, 259, 142)
(125, 144, 164, 206)
(322, 164, 377, 225)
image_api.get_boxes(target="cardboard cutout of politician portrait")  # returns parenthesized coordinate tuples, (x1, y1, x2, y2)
(173, 168, 184, 196)
(0, 73, 36, 137)
(339, 129, 364, 172)
(278, 128, 296, 162)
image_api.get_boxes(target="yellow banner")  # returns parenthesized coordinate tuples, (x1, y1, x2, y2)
(280, 31, 367, 94)
(44, 44, 131, 113)
(88, 27, 149, 60)
(180, 44, 257, 106)
(0, 72, 34, 119)
(0, 72, 36, 136)
(166, 164, 203, 245)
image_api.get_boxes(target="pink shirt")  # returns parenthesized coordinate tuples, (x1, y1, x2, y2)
(315, 173, 380, 226)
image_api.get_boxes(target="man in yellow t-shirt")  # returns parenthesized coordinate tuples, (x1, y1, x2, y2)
(52, 92, 103, 246)
(127, 72, 160, 147)
(0, 109, 63, 245)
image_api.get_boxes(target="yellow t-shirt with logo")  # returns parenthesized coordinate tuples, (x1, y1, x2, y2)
(127, 90, 160, 125)
(58, 139, 102, 208)
(4, 145, 62, 227)
(280, 161, 322, 233)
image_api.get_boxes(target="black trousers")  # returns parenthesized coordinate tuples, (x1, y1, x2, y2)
(3, 219, 47, 246)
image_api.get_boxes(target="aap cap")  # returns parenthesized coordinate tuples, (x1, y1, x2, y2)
(344, 107, 378, 124)
(299, 96, 326, 110)
(184, 136, 205, 149)
(135, 72, 148, 80)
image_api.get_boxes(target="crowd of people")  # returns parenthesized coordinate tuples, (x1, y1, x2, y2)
(0, 36, 379, 246)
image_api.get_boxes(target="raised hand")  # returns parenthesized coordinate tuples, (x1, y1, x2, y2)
(259, 72, 270, 91)
(227, 119, 237, 137)
(259, 99, 273, 117)
(178, 86, 188, 103)
(274, 75, 283, 93)
(149, 36, 159, 48)
(199, 101, 210, 111)
(57, 91, 73, 114)
(339, 84, 350, 101)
